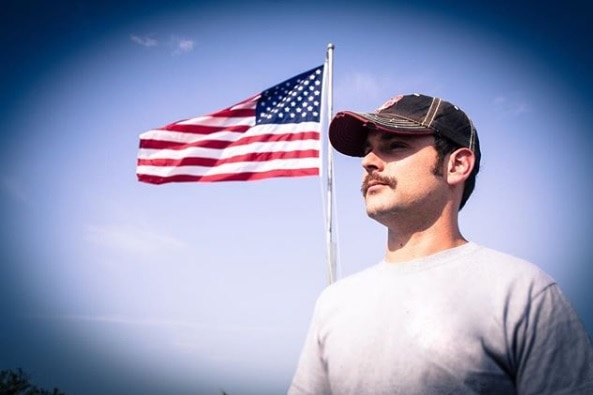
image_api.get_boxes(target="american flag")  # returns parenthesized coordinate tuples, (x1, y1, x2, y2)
(137, 65, 324, 184)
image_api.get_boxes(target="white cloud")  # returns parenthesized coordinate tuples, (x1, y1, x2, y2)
(130, 34, 159, 47)
(171, 36, 195, 55)
(61, 314, 208, 329)
(59, 314, 280, 334)
(492, 93, 531, 117)
(334, 70, 429, 110)
(336, 71, 383, 104)
(130, 34, 195, 55)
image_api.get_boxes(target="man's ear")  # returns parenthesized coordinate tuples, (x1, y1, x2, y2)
(446, 148, 475, 186)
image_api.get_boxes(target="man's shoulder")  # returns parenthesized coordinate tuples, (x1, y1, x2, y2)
(461, 243, 557, 294)
(320, 244, 556, 299)
(469, 243, 551, 275)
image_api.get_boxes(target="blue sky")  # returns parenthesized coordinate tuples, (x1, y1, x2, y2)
(2, 1, 592, 394)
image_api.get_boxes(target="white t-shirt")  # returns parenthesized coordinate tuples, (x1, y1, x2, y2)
(289, 242, 593, 395)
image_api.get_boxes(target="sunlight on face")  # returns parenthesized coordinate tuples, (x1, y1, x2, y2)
(360, 131, 445, 222)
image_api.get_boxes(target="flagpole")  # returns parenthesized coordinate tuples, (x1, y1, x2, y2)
(325, 43, 336, 285)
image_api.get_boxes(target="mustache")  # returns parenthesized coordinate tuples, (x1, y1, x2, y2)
(361, 173, 397, 196)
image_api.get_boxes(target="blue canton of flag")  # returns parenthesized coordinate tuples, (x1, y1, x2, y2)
(256, 66, 323, 125)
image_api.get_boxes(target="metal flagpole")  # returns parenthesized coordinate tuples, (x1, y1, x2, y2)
(325, 43, 336, 285)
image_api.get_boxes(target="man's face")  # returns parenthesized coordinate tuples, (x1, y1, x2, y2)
(361, 130, 447, 224)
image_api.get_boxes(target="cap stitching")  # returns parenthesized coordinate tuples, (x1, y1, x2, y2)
(468, 117, 476, 151)
(423, 98, 441, 128)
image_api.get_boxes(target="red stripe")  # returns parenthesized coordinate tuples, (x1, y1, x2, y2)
(208, 109, 256, 118)
(162, 123, 251, 135)
(232, 131, 319, 146)
(140, 139, 228, 150)
(139, 131, 320, 150)
(137, 168, 319, 184)
(137, 149, 319, 167)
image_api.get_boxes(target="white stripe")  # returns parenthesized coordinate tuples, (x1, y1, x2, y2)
(139, 121, 321, 144)
(138, 139, 320, 161)
(137, 157, 320, 177)
(228, 95, 260, 110)
(139, 117, 256, 142)
(155, 95, 257, 128)
(248, 122, 321, 136)
(174, 115, 255, 127)
(140, 128, 247, 144)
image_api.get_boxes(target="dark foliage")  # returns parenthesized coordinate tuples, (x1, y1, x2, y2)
(0, 369, 64, 395)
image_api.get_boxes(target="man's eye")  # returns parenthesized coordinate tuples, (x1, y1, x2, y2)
(389, 142, 406, 149)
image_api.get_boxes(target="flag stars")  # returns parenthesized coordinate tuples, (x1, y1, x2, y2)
(256, 66, 324, 124)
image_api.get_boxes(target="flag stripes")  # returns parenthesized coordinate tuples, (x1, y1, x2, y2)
(137, 65, 324, 184)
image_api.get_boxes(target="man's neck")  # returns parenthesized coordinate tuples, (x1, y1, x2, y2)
(383, 214, 466, 263)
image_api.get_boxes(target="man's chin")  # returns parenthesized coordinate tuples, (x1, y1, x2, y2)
(366, 205, 391, 219)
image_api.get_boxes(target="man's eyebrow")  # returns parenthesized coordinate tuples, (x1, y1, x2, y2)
(374, 133, 408, 143)
(379, 133, 433, 143)
(379, 133, 401, 141)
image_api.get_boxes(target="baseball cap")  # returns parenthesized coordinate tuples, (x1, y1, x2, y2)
(328, 93, 480, 161)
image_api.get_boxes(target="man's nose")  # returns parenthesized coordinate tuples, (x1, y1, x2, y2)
(362, 150, 384, 173)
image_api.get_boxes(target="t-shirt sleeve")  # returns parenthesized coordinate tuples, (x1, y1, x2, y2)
(288, 297, 332, 395)
(514, 284, 593, 394)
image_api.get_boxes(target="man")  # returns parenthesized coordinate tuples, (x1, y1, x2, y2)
(288, 93, 593, 394)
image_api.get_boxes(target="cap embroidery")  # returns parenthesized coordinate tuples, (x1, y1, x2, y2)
(374, 95, 403, 113)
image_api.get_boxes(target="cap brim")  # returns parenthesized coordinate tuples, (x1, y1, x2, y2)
(328, 111, 434, 157)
